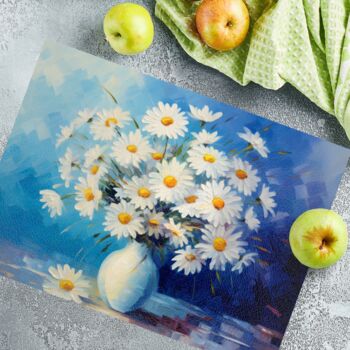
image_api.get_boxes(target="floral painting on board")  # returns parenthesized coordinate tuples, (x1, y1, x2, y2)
(0, 42, 349, 349)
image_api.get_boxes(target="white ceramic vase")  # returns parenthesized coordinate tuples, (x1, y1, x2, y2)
(97, 241, 159, 313)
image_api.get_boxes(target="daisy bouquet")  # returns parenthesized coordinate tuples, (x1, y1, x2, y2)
(40, 98, 277, 295)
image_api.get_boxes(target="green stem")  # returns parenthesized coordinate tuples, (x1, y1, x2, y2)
(96, 234, 111, 245)
(115, 127, 122, 137)
(132, 117, 140, 129)
(61, 193, 75, 200)
(101, 85, 118, 104)
(106, 174, 119, 187)
(210, 275, 216, 295)
(231, 143, 253, 155)
(162, 136, 169, 159)
(216, 270, 221, 284)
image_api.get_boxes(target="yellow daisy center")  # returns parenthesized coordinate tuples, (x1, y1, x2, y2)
(185, 253, 196, 262)
(161, 116, 174, 126)
(163, 175, 177, 188)
(90, 165, 100, 175)
(118, 212, 132, 224)
(126, 144, 138, 153)
(151, 152, 163, 161)
(138, 187, 151, 198)
(185, 195, 198, 204)
(203, 153, 216, 163)
(213, 237, 227, 252)
(236, 169, 248, 180)
(212, 197, 225, 210)
(83, 188, 95, 201)
(59, 279, 75, 291)
(171, 229, 182, 237)
(149, 218, 159, 227)
(105, 117, 118, 127)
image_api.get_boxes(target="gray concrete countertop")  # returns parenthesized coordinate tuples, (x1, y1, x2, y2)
(1, 1, 350, 349)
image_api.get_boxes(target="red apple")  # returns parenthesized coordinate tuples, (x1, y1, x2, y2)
(195, 0, 250, 51)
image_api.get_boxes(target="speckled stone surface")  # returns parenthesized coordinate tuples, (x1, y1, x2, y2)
(0, 1, 350, 349)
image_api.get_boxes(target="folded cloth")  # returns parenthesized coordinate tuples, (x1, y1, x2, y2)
(155, 0, 350, 139)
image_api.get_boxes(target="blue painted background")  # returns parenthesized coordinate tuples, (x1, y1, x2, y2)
(0, 42, 348, 335)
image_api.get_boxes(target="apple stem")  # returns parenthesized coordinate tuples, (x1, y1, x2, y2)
(319, 239, 327, 250)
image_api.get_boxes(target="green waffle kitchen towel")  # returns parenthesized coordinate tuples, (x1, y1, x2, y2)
(155, 0, 350, 140)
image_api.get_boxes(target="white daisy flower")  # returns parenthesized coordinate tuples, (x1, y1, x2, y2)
(164, 218, 190, 248)
(187, 145, 229, 179)
(196, 225, 247, 271)
(257, 184, 277, 218)
(56, 124, 74, 147)
(72, 109, 95, 129)
(238, 127, 269, 158)
(142, 102, 188, 139)
(149, 158, 194, 203)
(191, 130, 221, 147)
(244, 207, 260, 231)
(90, 107, 131, 141)
(150, 141, 165, 162)
(39, 189, 63, 218)
(59, 148, 78, 188)
(231, 252, 258, 274)
(43, 264, 90, 304)
(104, 200, 144, 239)
(171, 246, 204, 275)
(111, 130, 153, 169)
(144, 210, 166, 239)
(74, 177, 102, 220)
(196, 180, 242, 227)
(174, 191, 201, 219)
(83, 162, 108, 180)
(189, 105, 223, 123)
(84, 145, 106, 168)
(83, 145, 109, 180)
(228, 157, 260, 196)
(124, 175, 157, 210)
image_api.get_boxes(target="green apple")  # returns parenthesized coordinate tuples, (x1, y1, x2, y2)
(104, 3, 154, 55)
(289, 209, 348, 269)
